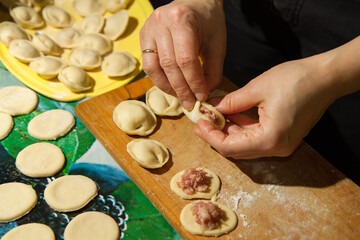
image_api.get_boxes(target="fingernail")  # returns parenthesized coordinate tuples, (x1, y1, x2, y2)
(182, 100, 194, 110)
(195, 93, 206, 101)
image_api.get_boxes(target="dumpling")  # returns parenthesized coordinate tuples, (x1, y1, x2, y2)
(42, 5, 73, 28)
(183, 101, 225, 130)
(31, 0, 53, 9)
(0, 21, 30, 47)
(146, 86, 182, 116)
(105, 0, 130, 13)
(68, 48, 102, 70)
(103, 9, 129, 41)
(32, 33, 62, 56)
(58, 65, 93, 92)
(10, 6, 44, 29)
(29, 56, 66, 79)
(73, 0, 105, 17)
(54, 27, 82, 48)
(0, 0, 32, 8)
(101, 51, 136, 77)
(8, 39, 41, 63)
(113, 100, 157, 136)
(80, 15, 104, 34)
(77, 33, 112, 56)
(127, 139, 169, 169)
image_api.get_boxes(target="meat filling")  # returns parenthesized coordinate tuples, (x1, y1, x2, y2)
(177, 168, 209, 195)
(191, 201, 224, 230)
(199, 105, 218, 124)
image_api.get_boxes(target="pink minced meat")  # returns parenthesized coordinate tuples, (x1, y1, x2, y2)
(191, 201, 224, 230)
(199, 105, 218, 123)
(177, 168, 209, 195)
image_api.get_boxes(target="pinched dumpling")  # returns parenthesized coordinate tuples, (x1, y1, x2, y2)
(127, 139, 169, 169)
(8, 39, 41, 63)
(68, 48, 102, 70)
(80, 15, 104, 34)
(101, 51, 136, 77)
(29, 56, 66, 79)
(146, 86, 182, 117)
(58, 66, 93, 92)
(42, 5, 73, 28)
(103, 9, 129, 41)
(32, 33, 63, 56)
(10, 6, 44, 29)
(183, 101, 226, 130)
(73, 0, 105, 17)
(105, 0, 130, 13)
(0, 0, 32, 8)
(0, 21, 30, 47)
(54, 27, 82, 49)
(113, 100, 157, 136)
(77, 33, 112, 56)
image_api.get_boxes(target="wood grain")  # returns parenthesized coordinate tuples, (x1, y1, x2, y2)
(74, 77, 360, 240)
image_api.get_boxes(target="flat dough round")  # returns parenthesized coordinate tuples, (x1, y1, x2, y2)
(64, 211, 119, 240)
(180, 200, 237, 237)
(27, 109, 75, 140)
(44, 175, 98, 212)
(127, 139, 169, 169)
(16, 142, 65, 177)
(0, 182, 37, 222)
(146, 86, 182, 116)
(0, 86, 38, 116)
(0, 112, 13, 140)
(170, 168, 220, 200)
(1, 223, 55, 240)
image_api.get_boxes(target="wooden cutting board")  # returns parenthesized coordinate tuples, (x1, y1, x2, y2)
(74, 77, 360, 239)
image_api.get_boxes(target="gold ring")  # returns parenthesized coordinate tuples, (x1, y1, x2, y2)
(142, 49, 158, 54)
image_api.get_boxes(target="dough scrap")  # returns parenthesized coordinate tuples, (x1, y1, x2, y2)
(1, 223, 55, 240)
(0, 112, 14, 140)
(180, 200, 237, 237)
(0, 86, 38, 116)
(58, 65, 93, 92)
(44, 175, 98, 212)
(27, 109, 75, 140)
(170, 168, 220, 200)
(0, 182, 37, 222)
(146, 86, 182, 116)
(64, 211, 119, 240)
(16, 142, 65, 177)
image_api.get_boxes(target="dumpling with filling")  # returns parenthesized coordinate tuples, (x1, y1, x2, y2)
(10, 6, 44, 29)
(146, 86, 182, 117)
(103, 9, 129, 41)
(113, 100, 157, 136)
(80, 15, 104, 33)
(32, 33, 62, 56)
(105, 0, 130, 13)
(8, 39, 41, 63)
(77, 33, 112, 56)
(0, 0, 32, 8)
(101, 51, 136, 77)
(42, 5, 73, 28)
(0, 21, 30, 47)
(73, 0, 105, 17)
(29, 56, 66, 79)
(68, 48, 102, 70)
(54, 27, 82, 48)
(58, 65, 93, 92)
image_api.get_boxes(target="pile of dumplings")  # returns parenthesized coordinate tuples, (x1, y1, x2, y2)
(0, 0, 137, 93)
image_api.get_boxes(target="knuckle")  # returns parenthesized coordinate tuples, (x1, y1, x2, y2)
(159, 56, 177, 70)
(176, 55, 198, 70)
(142, 59, 158, 76)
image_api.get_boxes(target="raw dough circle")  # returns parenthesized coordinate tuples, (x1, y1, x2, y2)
(1, 223, 55, 240)
(28, 109, 75, 140)
(0, 112, 13, 140)
(64, 211, 119, 240)
(146, 86, 182, 117)
(180, 200, 238, 237)
(0, 86, 38, 116)
(44, 175, 98, 212)
(170, 168, 220, 200)
(16, 142, 65, 177)
(0, 182, 37, 222)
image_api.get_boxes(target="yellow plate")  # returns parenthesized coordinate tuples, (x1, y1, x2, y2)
(0, 0, 154, 102)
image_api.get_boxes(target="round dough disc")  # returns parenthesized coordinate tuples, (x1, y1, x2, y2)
(64, 211, 120, 240)
(170, 168, 220, 200)
(0, 182, 37, 222)
(180, 200, 238, 237)
(0, 86, 38, 116)
(28, 109, 75, 140)
(44, 175, 98, 212)
(16, 142, 65, 177)
(1, 223, 55, 240)
(0, 112, 14, 140)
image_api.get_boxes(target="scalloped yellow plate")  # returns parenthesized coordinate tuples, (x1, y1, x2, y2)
(0, 0, 153, 102)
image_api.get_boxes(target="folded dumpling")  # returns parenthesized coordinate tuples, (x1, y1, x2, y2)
(0, 21, 30, 47)
(77, 33, 112, 56)
(8, 39, 42, 63)
(42, 5, 73, 28)
(105, 0, 130, 13)
(68, 48, 102, 70)
(10, 6, 44, 29)
(80, 15, 104, 34)
(58, 65, 93, 92)
(101, 51, 136, 77)
(146, 86, 182, 117)
(32, 33, 63, 56)
(54, 27, 82, 48)
(73, 0, 105, 17)
(29, 56, 66, 79)
(103, 9, 129, 41)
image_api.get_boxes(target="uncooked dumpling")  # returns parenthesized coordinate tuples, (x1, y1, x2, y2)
(0, 21, 30, 47)
(8, 39, 42, 63)
(105, 0, 130, 12)
(42, 5, 73, 28)
(29, 56, 66, 79)
(103, 9, 129, 40)
(77, 33, 112, 56)
(0, 112, 13, 140)
(31, 33, 63, 56)
(73, 0, 105, 17)
(80, 15, 104, 33)
(101, 51, 136, 77)
(113, 100, 157, 136)
(1, 223, 55, 240)
(68, 48, 102, 70)
(127, 139, 169, 169)
(0, 0, 32, 8)
(10, 6, 44, 29)
(146, 86, 182, 116)
(58, 65, 93, 92)
(54, 27, 82, 48)
(0, 86, 38, 116)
